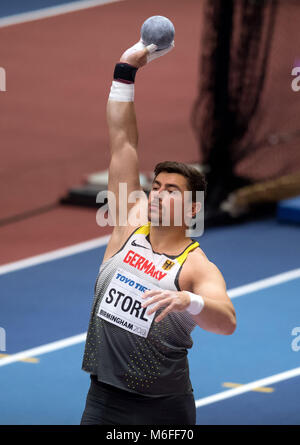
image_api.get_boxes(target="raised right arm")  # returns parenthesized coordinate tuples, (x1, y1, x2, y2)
(106, 98, 142, 226)
(103, 46, 153, 261)
(102, 40, 174, 262)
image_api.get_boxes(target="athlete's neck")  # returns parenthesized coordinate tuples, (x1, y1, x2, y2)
(148, 225, 191, 255)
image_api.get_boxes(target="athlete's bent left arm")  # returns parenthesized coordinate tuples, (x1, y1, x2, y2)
(188, 261, 236, 336)
(142, 258, 236, 336)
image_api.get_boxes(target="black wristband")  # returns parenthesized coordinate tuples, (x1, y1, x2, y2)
(113, 63, 138, 84)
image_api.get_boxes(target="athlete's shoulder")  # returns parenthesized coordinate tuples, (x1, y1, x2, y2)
(186, 243, 208, 263)
(183, 244, 224, 281)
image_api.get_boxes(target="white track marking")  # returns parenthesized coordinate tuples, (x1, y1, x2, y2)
(0, 266, 300, 368)
(1, 235, 299, 297)
(1, 225, 300, 409)
(0, 0, 124, 28)
(0, 333, 86, 367)
(195, 366, 300, 408)
(0, 234, 111, 275)
(228, 268, 300, 299)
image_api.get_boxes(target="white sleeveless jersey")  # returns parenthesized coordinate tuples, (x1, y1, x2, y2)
(82, 222, 199, 397)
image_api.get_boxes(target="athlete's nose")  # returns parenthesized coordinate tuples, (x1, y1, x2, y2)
(150, 189, 161, 201)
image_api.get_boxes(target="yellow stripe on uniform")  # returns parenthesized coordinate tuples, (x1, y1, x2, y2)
(222, 382, 274, 393)
(135, 223, 199, 265)
(135, 222, 151, 235)
(176, 242, 199, 266)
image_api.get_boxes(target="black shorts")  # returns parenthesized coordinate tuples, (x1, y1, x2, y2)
(80, 375, 196, 425)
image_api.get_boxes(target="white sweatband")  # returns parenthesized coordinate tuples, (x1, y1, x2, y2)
(186, 292, 205, 315)
(108, 80, 135, 102)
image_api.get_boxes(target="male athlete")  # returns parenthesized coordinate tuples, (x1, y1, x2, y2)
(81, 39, 236, 425)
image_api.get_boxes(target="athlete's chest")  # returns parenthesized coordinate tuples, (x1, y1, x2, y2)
(95, 232, 197, 339)
(118, 235, 181, 287)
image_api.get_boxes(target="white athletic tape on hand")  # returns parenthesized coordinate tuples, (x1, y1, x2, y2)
(108, 39, 174, 102)
(147, 40, 175, 63)
(122, 39, 174, 64)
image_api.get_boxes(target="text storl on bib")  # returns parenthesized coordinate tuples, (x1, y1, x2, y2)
(97, 268, 160, 338)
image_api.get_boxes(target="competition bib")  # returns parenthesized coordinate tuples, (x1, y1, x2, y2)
(97, 268, 160, 338)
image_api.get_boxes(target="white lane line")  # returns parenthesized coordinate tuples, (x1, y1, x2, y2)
(0, 234, 111, 276)
(195, 366, 300, 408)
(0, 0, 124, 28)
(0, 333, 86, 367)
(1, 266, 300, 368)
(228, 268, 300, 299)
(1, 236, 299, 298)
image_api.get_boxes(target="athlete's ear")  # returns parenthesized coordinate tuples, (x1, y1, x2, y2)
(192, 202, 202, 219)
(186, 201, 201, 219)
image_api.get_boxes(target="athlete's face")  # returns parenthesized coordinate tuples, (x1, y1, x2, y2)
(148, 172, 191, 226)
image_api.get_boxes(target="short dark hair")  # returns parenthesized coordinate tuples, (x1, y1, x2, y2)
(153, 161, 207, 201)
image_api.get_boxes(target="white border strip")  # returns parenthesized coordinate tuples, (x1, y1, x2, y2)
(228, 268, 300, 299)
(0, 234, 111, 276)
(0, 333, 86, 367)
(0, 0, 124, 28)
(195, 366, 300, 408)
